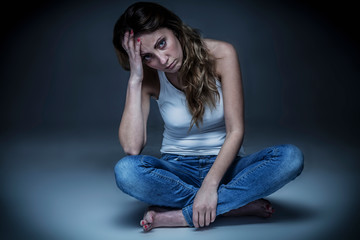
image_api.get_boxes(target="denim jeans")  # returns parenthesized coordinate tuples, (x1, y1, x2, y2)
(114, 144, 304, 227)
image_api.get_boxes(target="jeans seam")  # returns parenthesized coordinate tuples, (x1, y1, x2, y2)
(218, 156, 274, 195)
(140, 156, 198, 192)
(182, 205, 194, 227)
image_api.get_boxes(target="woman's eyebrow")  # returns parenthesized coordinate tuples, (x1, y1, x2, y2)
(154, 36, 163, 48)
(140, 36, 164, 56)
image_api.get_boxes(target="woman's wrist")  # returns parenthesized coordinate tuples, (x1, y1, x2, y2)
(202, 177, 220, 190)
(128, 76, 143, 88)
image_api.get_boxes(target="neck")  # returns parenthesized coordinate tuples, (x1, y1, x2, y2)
(165, 72, 183, 91)
(165, 72, 178, 81)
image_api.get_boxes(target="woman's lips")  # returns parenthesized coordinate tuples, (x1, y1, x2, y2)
(166, 60, 176, 70)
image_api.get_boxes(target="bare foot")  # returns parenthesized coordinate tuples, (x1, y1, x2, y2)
(140, 206, 189, 231)
(222, 199, 274, 218)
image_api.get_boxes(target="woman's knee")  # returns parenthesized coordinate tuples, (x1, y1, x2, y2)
(114, 155, 142, 190)
(279, 144, 304, 178)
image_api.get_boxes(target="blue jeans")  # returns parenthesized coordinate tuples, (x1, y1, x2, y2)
(114, 144, 304, 227)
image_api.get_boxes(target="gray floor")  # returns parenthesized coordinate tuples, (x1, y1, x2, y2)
(1, 124, 359, 240)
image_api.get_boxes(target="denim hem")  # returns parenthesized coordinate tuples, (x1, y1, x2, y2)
(182, 205, 194, 227)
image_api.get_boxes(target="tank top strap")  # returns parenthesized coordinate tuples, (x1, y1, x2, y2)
(157, 70, 184, 103)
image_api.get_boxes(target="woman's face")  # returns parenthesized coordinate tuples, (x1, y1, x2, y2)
(137, 28, 183, 73)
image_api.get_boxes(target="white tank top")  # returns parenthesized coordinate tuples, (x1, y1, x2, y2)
(156, 70, 244, 156)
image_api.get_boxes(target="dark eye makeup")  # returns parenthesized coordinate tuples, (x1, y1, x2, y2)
(141, 37, 167, 62)
(158, 38, 166, 48)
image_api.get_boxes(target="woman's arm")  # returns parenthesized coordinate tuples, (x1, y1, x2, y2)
(192, 40, 244, 227)
(118, 31, 152, 155)
(119, 80, 151, 155)
(204, 41, 244, 187)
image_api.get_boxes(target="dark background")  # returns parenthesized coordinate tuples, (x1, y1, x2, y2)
(0, 0, 359, 136)
(0, 0, 359, 239)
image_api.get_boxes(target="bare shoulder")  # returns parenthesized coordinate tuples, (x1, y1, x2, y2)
(204, 39, 238, 60)
(204, 39, 240, 78)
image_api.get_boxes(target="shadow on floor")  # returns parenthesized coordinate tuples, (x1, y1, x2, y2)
(113, 198, 318, 230)
(213, 199, 317, 228)
(113, 201, 149, 228)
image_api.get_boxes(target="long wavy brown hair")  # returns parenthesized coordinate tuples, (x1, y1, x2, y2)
(113, 2, 220, 129)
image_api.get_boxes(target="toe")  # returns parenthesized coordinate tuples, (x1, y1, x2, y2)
(266, 204, 273, 212)
(143, 224, 152, 231)
(141, 210, 155, 231)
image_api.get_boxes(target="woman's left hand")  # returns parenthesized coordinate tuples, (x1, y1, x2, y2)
(192, 184, 218, 228)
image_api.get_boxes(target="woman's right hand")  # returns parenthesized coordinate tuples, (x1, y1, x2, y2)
(122, 29, 143, 83)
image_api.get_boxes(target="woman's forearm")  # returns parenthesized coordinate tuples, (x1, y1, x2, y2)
(202, 130, 244, 188)
(192, 129, 243, 227)
(119, 78, 147, 155)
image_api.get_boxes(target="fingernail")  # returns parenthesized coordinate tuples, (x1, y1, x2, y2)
(137, 38, 141, 42)
(144, 225, 148, 230)
(130, 29, 133, 34)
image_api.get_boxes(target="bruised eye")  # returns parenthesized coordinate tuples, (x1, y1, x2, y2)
(158, 39, 166, 49)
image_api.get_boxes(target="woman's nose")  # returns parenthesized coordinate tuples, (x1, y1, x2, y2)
(158, 53, 168, 65)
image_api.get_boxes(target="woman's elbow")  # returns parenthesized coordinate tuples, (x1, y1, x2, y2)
(121, 143, 142, 155)
(123, 147, 141, 155)
(120, 140, 146, 156)
(227, 127, 244, 138)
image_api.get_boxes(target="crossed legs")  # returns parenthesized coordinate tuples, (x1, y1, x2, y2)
(114, 144, 304, 231)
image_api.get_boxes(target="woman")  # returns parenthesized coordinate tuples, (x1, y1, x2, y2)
(113, 2, 303, 231)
